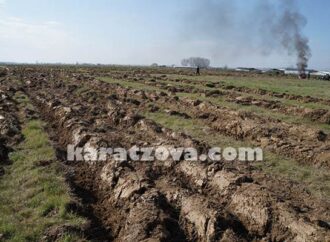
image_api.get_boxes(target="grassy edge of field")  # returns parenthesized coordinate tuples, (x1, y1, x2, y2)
(0, 92, 86, 241)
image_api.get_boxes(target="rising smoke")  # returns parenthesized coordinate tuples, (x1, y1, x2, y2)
(181, 57, 210, 68)
(183, 0, 311, 72)
(262, 0, 311, 73)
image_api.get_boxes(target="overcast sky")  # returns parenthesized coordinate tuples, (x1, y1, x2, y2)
(0, 0, 329, 70)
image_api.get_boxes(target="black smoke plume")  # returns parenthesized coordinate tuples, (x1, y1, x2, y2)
(265, 0, 311, 73)
(183, 0, 311, 72)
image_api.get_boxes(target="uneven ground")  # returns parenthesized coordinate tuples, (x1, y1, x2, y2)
(0, 65, 329, 241)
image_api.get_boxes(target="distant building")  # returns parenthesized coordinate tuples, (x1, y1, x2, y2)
(310, 71, 330, 77)
(284, 68, 317, 75)
(235, 67, 262, 73)
(262, 68, 285, 75)
(284, 68, 300, 75)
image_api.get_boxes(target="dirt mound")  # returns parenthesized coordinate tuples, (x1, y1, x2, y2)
(0, 86, 21, 167)
(305, 109, 330, 124)
(0, 67, 9, 77)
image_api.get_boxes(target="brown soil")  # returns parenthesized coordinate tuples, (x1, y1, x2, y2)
(8, 67, 330, 241)
(0, 78, 22, 173)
